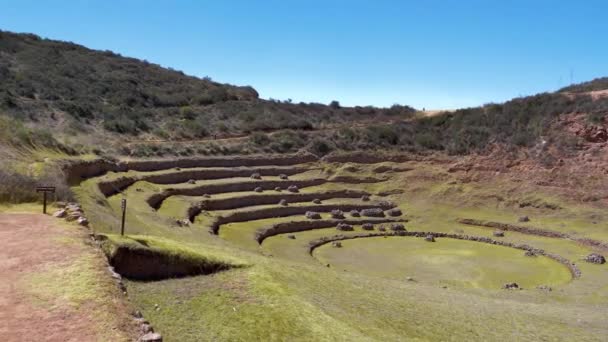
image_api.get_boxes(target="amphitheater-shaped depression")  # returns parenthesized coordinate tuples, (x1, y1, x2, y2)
(312, 235, 573, 289)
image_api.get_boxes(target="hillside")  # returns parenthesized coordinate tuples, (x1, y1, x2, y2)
(0, 30, 415, 153)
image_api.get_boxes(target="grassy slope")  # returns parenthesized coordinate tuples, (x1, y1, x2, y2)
(68, 159, 608, 341)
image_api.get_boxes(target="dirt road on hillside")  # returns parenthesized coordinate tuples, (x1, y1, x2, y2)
(0, 213, 133, 341)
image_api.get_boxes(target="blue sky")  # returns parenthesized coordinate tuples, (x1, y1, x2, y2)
(1, 0, 607, 109)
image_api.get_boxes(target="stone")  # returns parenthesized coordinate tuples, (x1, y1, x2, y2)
(141, 323, 154, 334)
(378, 225, 387, 232)
(287, 234, 296, 239)
(65, 213, 81, 222)
(406, 276, 414, 281)
(390, 223, 406, 232)
(133, 310, 143, 319)
(537, 285, 552, 291)
(361, 208, 385, 217)
(361, 195, 370, 202)
(331, 210, 345, 219)
(55, 201, 67, 208)
(274, 186, 282, 192)
(250, 173, 262, 180)
(187, 179, 196, 184)
(77, 217, 89, 226)
(108, 266, 122, 280)
(312, 198, 322, 204)
(331, 241, 342, 248)
(279, 199, 288, 206)
(518, 216, 530, 222)
(584, 253, 606, 264)
(287, 185, 299, 193)
(350, 210, 360, 217)
(202, 194, 211, 198)
(139, 332, 163, 342)
(362, 223, 374, 231)
(502, 282, 519, 290)
(279, 174, 289, 180)
(305, 211, 322, 220)
(53, 209, 67, 218)
(387, 208, 402, 217)
(524, 250, 537, 257)
(336, 223, 354, 231)
(175, 219, 190, 227)
(424, 234, 435, 242)
(254, 187, 263, 193)
(493, 230, 505, 237)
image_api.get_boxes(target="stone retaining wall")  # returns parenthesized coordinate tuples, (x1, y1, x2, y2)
(209, 202, 396, 234)
(62, 152, 318, 183)
(458, 218, 608, 252)
(254, 218, 403, 244)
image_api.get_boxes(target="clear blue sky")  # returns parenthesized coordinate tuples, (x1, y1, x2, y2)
(1, 0, 607, 109)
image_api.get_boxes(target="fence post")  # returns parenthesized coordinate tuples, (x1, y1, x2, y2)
(121, 199, 127, 236)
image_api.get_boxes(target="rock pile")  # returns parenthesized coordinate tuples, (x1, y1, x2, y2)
(493, 230, 505, 237)
(274, 186, 282, 192)
(279, 174, 289, 180)
(278, 199, 288, 207)
(254, 187, 264, 193)
(287, 185, 299, 193)
(390, 223, 406, 232)
(336, 223, 354, 231)
(305, 211, 322, 220)
(584, 253, 606, 264)
(387, 208, 402, 217)
(361, 208, 384, 217)
(312, 198, 322, 204)
(361, 195, 370, 202)
(331, 210, 345, 219)
(53, 202, 90, 227)
(362, 223, 374, 231)
(187, 179, 196, 184)
(424, 234, 435, 242)
(250, 173, 262, 179)
(350, 210, 360, 217)
(502, 282, 519, 290)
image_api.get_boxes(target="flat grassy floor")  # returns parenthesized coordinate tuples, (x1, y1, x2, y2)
(71, 159, 608, 341)
(314, 236, 572, 289)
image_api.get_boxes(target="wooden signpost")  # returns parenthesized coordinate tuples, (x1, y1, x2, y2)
(36, 186, 56, 214)
(120, 198, 127, 236)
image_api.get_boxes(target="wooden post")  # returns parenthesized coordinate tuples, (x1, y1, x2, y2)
(121, 198, 127, 236)
(36, 186, 56, 214)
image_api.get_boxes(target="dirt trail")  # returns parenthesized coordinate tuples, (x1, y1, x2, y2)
(0, 213, 132, 342)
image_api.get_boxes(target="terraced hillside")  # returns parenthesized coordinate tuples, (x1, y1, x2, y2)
(70, 153, 608, 341)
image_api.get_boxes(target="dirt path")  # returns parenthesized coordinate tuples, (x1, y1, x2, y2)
(0, 213, 134, 341)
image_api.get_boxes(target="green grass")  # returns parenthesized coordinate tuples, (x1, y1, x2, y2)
(314, 236, 572, 289)
(67, 159, 608, 341)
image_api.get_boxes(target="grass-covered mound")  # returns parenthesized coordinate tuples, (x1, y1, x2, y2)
(100, 234, 247, 280)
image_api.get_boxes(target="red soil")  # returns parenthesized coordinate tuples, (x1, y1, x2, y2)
(0, 213, 133, 342)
